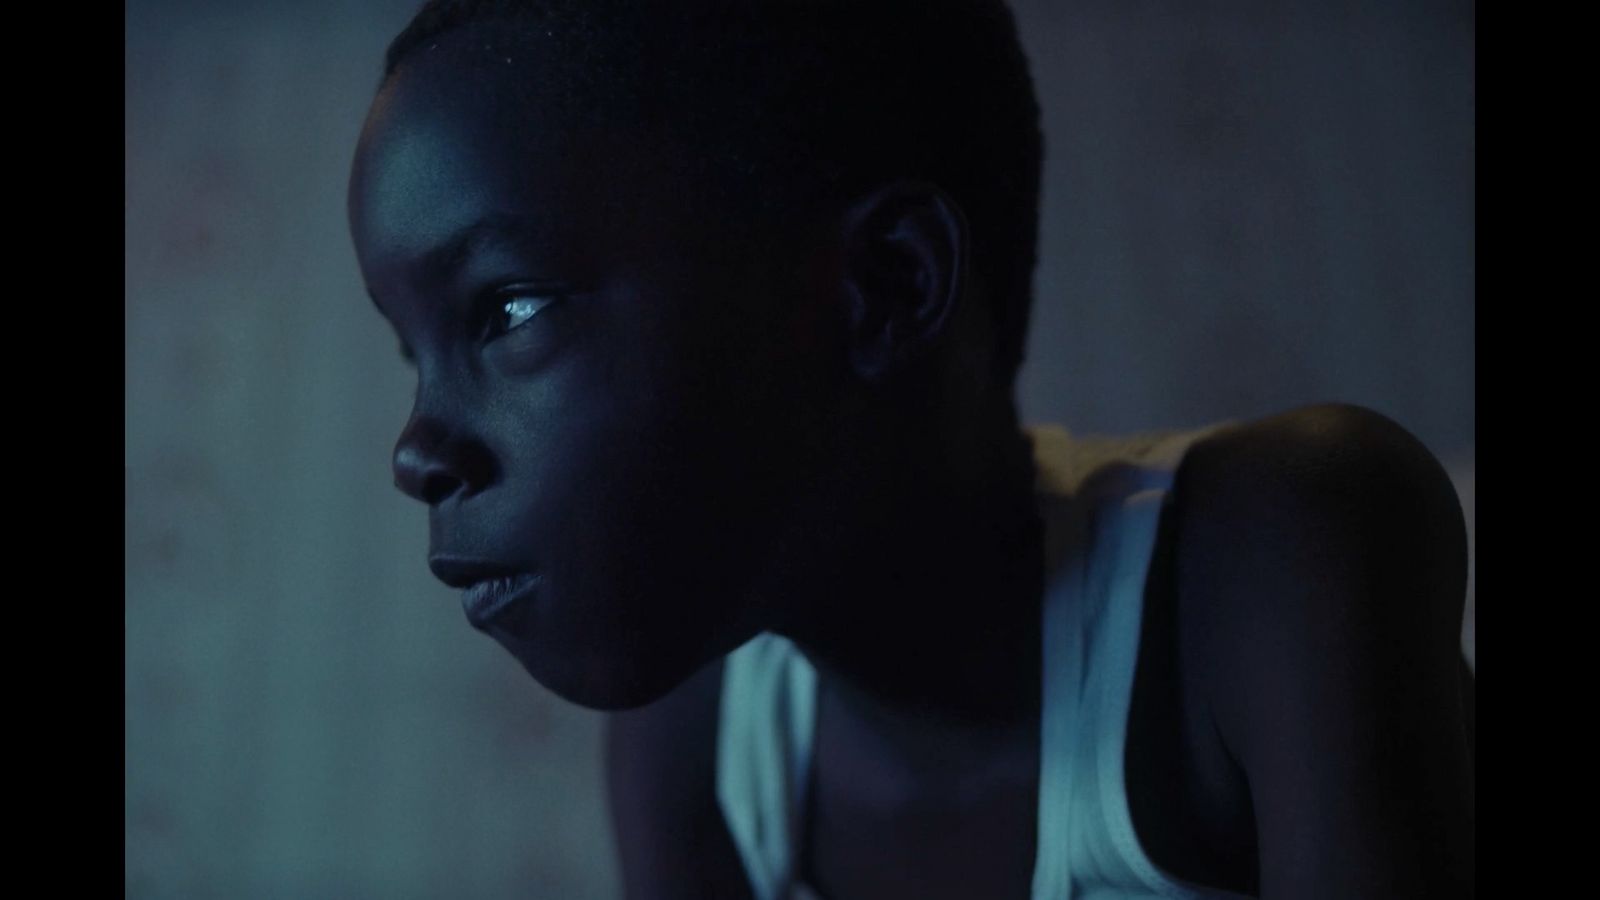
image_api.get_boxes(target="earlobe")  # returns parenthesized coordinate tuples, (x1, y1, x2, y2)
(840, 181, 969, 384)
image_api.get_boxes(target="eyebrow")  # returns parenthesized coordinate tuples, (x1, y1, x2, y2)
(363, 212, 557, 351)
(419, 212, 552, 284)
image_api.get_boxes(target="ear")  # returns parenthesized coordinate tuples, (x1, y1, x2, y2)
(840, 180, 969, 384)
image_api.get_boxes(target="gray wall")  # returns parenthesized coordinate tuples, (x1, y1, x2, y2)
(125, 2, 1474, 897)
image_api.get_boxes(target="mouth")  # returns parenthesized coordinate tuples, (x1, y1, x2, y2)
(460, 572, 542, 630)
(428, 556, 541, 630)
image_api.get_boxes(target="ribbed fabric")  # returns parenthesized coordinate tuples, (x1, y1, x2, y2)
(717, 423, 1253, 899)
(716, 631, 819, 900)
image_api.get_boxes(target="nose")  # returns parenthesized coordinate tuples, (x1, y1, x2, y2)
(392, 415, 496, 506)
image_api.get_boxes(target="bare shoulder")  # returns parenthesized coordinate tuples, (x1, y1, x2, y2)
(1172, 401, 1471, 709)
(1185, 402, 1465, 512)
(606, 657, 754, 900)
(1168, 403, 1474, 897)
(1180, 402, 1468, 579)
(1175, 402, 1471, 656)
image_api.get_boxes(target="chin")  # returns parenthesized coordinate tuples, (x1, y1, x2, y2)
(519, 656, 682, 711)
(478, 560, 764, 709)
(486, 620, 717, 711)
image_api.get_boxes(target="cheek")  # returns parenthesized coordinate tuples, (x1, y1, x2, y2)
(492, 430, 760, 708)
(475, 325, 831, 706)
(492, 362, 742, 594)
(485, 275, 822, 602)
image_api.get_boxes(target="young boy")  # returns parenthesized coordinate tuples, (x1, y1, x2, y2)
(347, 2, 1473, 897)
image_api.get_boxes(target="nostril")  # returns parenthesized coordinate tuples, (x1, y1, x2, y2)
(394, 449, 464, 506)
(392, 422, 497, 505)
(419, 471, 463, 506)
(393, 434, 460, 505)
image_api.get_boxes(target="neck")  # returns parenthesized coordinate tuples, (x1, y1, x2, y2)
(768, 406, 1046, 734)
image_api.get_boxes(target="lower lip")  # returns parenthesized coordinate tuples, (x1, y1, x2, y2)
(461, 573, 542, 630)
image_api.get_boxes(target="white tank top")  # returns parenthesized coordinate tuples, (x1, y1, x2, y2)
(715, 423, 1254, 900)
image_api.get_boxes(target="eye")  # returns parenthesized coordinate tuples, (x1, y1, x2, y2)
(482, 289, 561, 341)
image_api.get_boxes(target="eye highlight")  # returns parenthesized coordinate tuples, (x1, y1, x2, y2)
(502, 296, 551, 330)
(482, 289, 561, 341)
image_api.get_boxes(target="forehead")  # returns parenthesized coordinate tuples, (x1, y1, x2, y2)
(347, 32, 652, 274)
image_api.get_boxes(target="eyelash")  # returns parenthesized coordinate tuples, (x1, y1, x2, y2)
(479, 287, 561, 342)
(393, 287, 564, 367)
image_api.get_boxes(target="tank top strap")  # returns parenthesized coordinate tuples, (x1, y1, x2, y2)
(716, 631, 818, 900)
(1031, 421, 1252, 899)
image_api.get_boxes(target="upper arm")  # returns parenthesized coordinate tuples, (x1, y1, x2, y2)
(606, 657, 754, 900)
(1176, 404, 1474, 898)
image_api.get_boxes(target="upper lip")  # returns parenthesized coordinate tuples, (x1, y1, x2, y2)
(428, 555, 528, 589)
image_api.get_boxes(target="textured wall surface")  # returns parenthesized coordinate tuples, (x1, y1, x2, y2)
(125, 2, 1473, 897)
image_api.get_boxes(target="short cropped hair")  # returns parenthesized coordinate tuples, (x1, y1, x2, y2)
(383, 0, 1044, 390)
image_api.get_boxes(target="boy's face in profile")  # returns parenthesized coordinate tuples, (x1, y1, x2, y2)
(348, 31, 841, 708)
